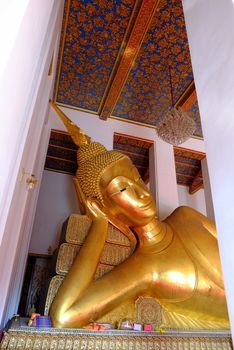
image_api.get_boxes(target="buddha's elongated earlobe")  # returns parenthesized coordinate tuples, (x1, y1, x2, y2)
(73, 177, 107, 220)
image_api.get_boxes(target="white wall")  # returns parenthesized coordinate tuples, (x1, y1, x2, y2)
(50, 106, 205, 154)
(182, 0, 234, 338)
(29, 171, 79, 255)
(149, 142, 179, 220)
(201, 158, 215, 221)
(0, 0, 64, 327)
(178, 185, 206, 216)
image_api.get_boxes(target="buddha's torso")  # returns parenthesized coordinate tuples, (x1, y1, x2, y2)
(130, 207, 228, 322)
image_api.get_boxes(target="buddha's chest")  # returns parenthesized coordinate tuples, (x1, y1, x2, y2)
(139, 236, 196, 302)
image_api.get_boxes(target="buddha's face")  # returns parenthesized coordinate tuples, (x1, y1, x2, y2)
(100, 157, 156, 227)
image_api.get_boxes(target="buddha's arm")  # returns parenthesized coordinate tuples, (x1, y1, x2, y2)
(50, 202, 108, 326)
(196, 209, 217, 239)
(166, 206, 223, 288)
(51, 252, 150, 328)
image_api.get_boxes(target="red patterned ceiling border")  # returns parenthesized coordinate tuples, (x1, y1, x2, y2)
(174, 145, 205, 159)
(97, 0, 142, 114)
(99, 0, 160, 120)
(175, 81, 197, 112)
(114, 132, 154, 144)
(54, 102, 99, 115)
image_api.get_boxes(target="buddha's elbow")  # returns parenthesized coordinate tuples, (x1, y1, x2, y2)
(50, 304, 67, 328)
(50, 310, 67, 328)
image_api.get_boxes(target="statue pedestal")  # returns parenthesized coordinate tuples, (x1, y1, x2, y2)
(0, 319, 232, 350)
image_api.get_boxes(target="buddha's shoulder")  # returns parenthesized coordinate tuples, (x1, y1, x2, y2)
(166, 205, 208, 220)
(164, 205, 217, 242)
(165, 206, 216, 236)
(164, 206, 223, 288)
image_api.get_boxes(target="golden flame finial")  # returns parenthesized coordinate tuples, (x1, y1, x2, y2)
(50, 101, 91, 146)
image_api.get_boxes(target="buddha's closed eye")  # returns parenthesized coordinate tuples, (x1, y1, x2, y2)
(120, 187, 127, 192)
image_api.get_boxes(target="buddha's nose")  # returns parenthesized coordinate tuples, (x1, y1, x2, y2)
(135, 185, 150, 199)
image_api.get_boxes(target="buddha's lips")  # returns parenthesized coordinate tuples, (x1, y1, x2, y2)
(139, 202, 153, 210)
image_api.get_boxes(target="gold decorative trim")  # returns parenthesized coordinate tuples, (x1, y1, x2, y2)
(174, 81, 196, 111)
(136, 296, 162, 325)
(1, 324, 232, 350)
(99, 0, 160, 120)
(55, 102, 99, 115)
(97, 0, 143, 114)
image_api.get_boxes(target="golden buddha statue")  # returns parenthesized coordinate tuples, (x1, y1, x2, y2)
(49, 102, 229, 329)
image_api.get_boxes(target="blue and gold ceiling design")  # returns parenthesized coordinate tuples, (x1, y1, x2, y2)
(45, 130, 205, 193)
(54, 0, 203, 139)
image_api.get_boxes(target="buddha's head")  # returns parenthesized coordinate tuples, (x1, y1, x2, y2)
(77, 142, 156, 227)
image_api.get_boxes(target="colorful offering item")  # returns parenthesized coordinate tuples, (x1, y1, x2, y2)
(154, 326, 165, 333)
(83, 323, 111, 330)
(32, 316, 51, 328)
(119, 319, 134, 330)
(143, 324, 153, 331)
(28, 313, 40, 326)
(30, 313, 40, 320)
(133, 323, 142, 331)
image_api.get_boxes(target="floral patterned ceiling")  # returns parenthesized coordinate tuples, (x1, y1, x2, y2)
(54, 0, 203, 139)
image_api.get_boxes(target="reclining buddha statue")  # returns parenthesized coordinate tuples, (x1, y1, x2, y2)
(49, 102, 229, 329)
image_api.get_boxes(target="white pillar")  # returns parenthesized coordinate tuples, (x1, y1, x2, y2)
(201, 158, 215, 221)
(149, 139, 179, 220)
(182, 0, 234, 338)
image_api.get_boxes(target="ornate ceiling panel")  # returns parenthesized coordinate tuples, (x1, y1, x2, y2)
(45, 131, 205, 194)
(54, 0, 203, 141)
(112, 0, 195, 126)
(55, 0, 137, 113)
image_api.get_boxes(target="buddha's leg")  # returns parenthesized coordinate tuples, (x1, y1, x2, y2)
(50, 216, 108, 324)
(52, 253, 150, 328)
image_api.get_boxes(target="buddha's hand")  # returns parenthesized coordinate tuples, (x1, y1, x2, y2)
(86, 199, 107, 222)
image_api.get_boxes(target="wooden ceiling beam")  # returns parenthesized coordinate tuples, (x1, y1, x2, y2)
(142, 167, 149, 184)
(48, 144, 77, 152)
(177, 173, 194, 179)
(46, 155, 76, 164)
(99, 0, 160, 120)
(175, 80, 197, 112)
(115, 149, 148, 158)
(175, 161, 200, 169)
(189, 168, 203, 194)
